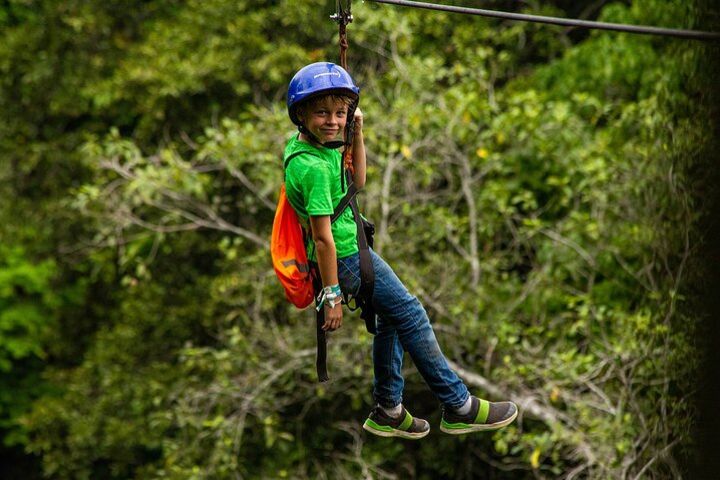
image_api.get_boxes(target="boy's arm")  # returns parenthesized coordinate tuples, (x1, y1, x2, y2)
(310, 215, 343, 331)
(351, 107, 366, 189)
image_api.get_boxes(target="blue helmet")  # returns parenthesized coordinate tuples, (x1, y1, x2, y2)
(287, 62, 360, 126)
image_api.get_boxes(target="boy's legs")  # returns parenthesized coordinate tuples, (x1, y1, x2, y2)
(338, 250, 469, 410)
(369, 251, 470, 409)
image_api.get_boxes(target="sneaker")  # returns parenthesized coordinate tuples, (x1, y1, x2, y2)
(440, 396, 518, 434)
(362, 405, 430, 439)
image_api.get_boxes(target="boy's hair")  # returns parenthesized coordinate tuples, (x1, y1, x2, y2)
(297, 94, 354, 119)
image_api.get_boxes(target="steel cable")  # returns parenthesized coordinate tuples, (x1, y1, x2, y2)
(365, 0, 720, 41)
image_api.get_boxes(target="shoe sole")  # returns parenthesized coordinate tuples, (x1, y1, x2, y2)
(440, 408, 518, 435)
(362, 420, 430, 440)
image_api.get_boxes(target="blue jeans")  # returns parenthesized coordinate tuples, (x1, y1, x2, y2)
(337, 249, 470, 410)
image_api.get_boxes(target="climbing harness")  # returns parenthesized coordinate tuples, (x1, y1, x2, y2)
(366, 0, 720, 41)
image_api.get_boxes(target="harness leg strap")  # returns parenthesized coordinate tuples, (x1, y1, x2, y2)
(312, 265, 330, 382)
(316, 307, 329, 382)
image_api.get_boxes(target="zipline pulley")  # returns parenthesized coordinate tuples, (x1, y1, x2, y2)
(330, 0, 353, 26)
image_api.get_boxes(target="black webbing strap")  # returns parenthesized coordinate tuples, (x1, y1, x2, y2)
(331, 182, 357, 223)
(312, 270, 330, 382)
(344, 170, 377, 335)
(283, 149, 313, 170)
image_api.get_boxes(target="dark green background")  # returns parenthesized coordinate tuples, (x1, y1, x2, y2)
(1, 0, 718, 478)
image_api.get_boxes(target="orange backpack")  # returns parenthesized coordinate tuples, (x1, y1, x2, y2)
(271, 183, 315, 309)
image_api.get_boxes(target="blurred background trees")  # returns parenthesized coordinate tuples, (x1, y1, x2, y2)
(1, 0, 718, 478)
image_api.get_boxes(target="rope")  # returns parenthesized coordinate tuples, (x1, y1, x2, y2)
(366, 0, 720, 41)
(339, 22, 349, 70)
(332, 0, 356, 173)
(333, 0, 353, 69)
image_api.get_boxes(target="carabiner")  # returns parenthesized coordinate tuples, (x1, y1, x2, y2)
(330, 0, 353, 25)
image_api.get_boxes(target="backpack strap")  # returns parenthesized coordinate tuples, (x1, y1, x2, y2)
(284, 149, 317, 170)
(331, 182, 357, 223)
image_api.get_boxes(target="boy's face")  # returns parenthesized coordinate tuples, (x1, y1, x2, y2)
(298, 96, 349, 143)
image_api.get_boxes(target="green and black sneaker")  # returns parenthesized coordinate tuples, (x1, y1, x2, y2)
(440, 396, 518, 434)
(362, 405, 430, 439)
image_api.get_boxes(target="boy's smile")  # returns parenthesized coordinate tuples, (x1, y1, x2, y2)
(298, 97, 348, 144)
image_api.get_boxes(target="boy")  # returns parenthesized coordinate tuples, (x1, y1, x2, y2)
(284, 62, 518, 439)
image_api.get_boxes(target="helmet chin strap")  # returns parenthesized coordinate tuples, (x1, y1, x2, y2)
(297, 100, 358, 151)
(298, 124, 346, 150)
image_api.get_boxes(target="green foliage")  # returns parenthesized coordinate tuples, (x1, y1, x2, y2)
(0, 246, 58, 447)
(0, 246, 56, 371)
(0, 0, 714, 478)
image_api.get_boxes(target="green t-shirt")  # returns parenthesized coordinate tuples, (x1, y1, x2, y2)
(283, 134, 359, 261)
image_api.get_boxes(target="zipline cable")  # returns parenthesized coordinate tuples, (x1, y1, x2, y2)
(365, 0, 720, 41)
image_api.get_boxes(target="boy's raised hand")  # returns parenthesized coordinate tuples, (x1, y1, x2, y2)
(353, 106, 363, 132)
